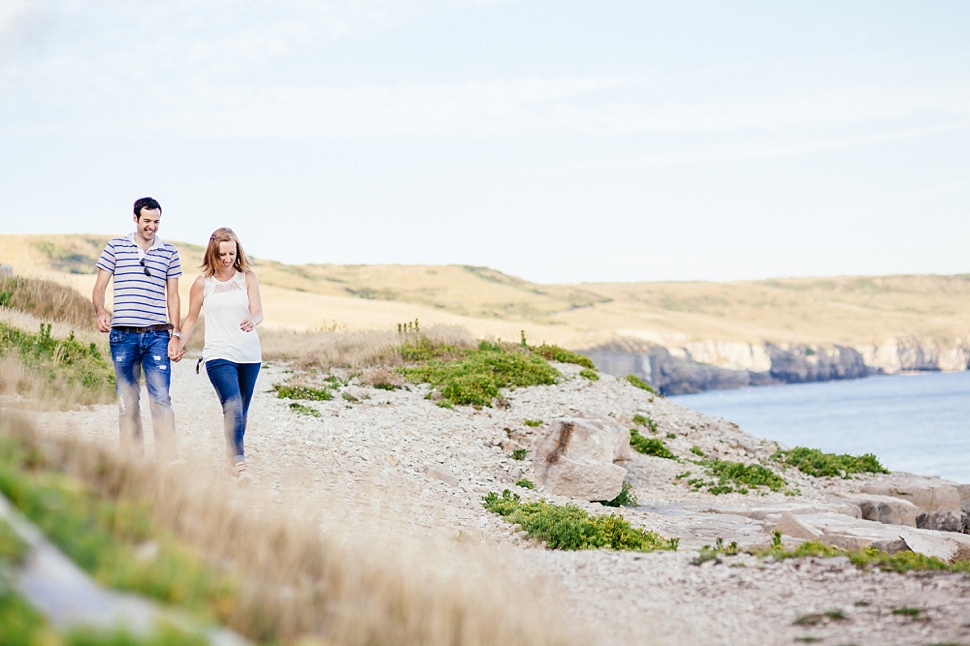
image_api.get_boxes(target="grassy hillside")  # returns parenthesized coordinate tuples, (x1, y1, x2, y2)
(2, 234, 969, 348)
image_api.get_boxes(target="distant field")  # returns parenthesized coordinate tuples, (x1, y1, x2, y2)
(2, 234, 969, 348)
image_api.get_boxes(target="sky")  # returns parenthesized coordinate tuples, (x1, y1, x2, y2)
(1, 1, 968, 284)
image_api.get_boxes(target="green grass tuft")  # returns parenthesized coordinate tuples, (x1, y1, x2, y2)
(523, 419, 543, 427)
(515, 479, 534, 490)
(273, 383, 332, 401)
(578, 368, 599, 381)
(690, 445, 705, 457)
(625, 374, 656, 394)
(0, 322, 114, 397)
(598, 483, 638, 508)
(483, 490, 677, 552)
(629, 429, 677, 459)
(288, 402, 322, 417)
(511, 448, 527, 461)
(772, 446, 889, 478)
(631, 414, 658, 433)
(529, 343, 595, 369)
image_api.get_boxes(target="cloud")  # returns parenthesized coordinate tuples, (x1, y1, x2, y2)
(0, 0, 55, 61)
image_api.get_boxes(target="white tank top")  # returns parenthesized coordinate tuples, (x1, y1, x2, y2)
(202, 271, 262, 364)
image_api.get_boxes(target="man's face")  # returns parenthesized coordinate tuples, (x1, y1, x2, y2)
(133, 208, 161, 241)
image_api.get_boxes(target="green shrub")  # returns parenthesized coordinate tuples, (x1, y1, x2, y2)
(523, 419, 543, 427)
(690, 445, 705, 457)
(401, 341, 559, 407)
(530, 343, 595, 369)
(629, 429, 676, 459)
(511, 448, 527, 461)
(579, 368, 599, 381)
(687, 459, 787, 495)
(756, 537, 970, 575)
(372, 382, 400, 391)
(625, 374, 655, 394)
(482, 490, 677, 552)
(399, 335, 467, 362)
(515, 479, 534, 490)
(666, 432, 676, 439)
(273, 383, 332, 401)
(599, 483, 638, 507)
(772, 446, 889, 478)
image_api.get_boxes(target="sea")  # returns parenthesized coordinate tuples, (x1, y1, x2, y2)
(671, 370, 970, 484)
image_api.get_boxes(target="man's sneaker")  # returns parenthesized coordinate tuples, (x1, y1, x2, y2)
(234, 461, 252, 486)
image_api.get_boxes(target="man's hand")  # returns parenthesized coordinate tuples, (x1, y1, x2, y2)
(168, 337, 184, 362)
(97, 312, 112, 333)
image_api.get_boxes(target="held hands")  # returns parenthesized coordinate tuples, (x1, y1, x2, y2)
(240, 318, 255, 333)
(168, 337, 185, 362)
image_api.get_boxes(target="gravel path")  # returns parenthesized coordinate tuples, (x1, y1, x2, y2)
(34, 358, 970, 646)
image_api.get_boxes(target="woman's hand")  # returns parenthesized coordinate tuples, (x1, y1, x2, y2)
(240, 318, 255, 332)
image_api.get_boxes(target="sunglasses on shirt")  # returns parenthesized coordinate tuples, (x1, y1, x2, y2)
(139, 259, 151, 277)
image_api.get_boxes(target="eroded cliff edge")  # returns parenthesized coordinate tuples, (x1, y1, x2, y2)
(581, 337, 970, 395)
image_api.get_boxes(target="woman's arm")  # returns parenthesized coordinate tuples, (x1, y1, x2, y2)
(241, 270, 263, 332)
(179, 276, 206, 352)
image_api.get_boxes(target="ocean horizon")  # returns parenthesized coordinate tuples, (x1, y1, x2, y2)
(672, 369, 970, 485)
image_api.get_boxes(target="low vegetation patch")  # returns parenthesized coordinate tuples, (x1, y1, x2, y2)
(483, 490, 677, 552)
(578, 368, 599, 381)
(625, 374, 656, 394)
(527, 339, 595, 370)
(756, 533, 970, 575)
(523, 419, 543, 427)
(629, 429, 676, 459)
(401, 341, 559, 407)
(687, 459, 788, 495)
(511, 448, 527, 461)
(288, 402, 322, 417)
(0, 322, 114, 405)
(515, 479, 534, 490)
(772, 446, 889, 478)
(631, 414, 658, 433)
(273, 383, 332, 401)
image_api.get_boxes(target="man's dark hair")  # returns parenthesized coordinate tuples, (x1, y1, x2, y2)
(133, 197, 162, 218)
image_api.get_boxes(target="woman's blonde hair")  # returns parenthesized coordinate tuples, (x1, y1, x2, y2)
(201, 227, 251, 277)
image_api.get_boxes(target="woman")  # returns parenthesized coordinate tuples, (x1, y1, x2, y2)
(179, 228, 263, 483)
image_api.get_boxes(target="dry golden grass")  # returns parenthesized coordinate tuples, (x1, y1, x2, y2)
(0, 410, 577, 646)
(6, 234, 970, 348)
(0, 276, 97, 331)
(0, 355, 114, 410)
(261, 324, 475, 369)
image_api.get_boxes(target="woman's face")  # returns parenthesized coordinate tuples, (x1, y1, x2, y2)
(217, 241, 237, 269)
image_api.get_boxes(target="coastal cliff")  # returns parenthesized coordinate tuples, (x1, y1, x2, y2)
(582, 338, 970, 395)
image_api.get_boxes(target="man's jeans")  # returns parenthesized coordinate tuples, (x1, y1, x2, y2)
(108, 329, 176, 459)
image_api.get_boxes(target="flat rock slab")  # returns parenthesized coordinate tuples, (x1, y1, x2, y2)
(829, 492, 918, 527)
(861, 478, 962, 531)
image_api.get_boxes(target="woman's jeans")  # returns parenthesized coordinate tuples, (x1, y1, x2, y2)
(108, 329, 176, 460)
(205, 359, 261, 463)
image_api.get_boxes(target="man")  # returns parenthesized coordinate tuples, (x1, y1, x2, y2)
(92, 197, 184, 459)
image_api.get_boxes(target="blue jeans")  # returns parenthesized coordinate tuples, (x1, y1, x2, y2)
(205, 359, 260, 463)
(108, 329, 176, 459)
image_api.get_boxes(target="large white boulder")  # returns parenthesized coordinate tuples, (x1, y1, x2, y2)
(532, 417, 630, 501)
(830, 492, 918, 527)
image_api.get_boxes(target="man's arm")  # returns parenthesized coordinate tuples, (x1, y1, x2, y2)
(166, 277, 183, 361)
(92, 269, 113, 333)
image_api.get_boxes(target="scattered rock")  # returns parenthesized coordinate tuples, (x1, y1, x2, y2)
(424, 464, 458, 487)
(773, 511, 822, 541)
(898, 527, 970, 563)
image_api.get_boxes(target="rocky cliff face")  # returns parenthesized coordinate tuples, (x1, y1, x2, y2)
(581, 338, 970, 395)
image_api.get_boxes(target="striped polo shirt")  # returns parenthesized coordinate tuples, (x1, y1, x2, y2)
(96, 234, 182, 328)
